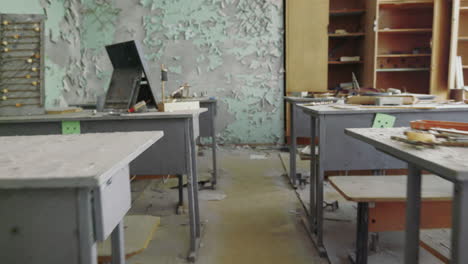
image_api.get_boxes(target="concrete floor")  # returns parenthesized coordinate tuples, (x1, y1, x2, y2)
(126, 147, 326, 264)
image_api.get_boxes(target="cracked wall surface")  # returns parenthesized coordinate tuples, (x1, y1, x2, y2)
(2, 0, 285, 144)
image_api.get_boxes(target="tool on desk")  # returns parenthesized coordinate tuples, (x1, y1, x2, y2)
(411, 120, 468, 131)
(170, 83, 191, 98)
(128, 100, 147, 113)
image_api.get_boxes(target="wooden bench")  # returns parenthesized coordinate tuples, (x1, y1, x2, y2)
(420, 229, 451, 264)
(329, 175, 453, 264)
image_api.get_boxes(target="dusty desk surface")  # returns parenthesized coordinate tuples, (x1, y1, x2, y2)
(300, 104, 468, 115)
(345, 127, 468, 181)
(284, 96, 338, 103)
(329, 175, 453, 202)
(0, 131, 163, 188)
(0, 109, 207, 123)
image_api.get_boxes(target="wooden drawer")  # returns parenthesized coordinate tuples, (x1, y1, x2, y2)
(93, 165, 131, 241)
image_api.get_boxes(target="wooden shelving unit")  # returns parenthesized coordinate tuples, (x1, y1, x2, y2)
(378, 28, 433, 33)
(328, 0, 369, 90)
(376, 67, 430, 72)
(328, 61, 364, 64)
(329, 33, 365, 38)
(377, 53, 432, 57)
(450, 0, 468, 90)
(374, 0, 451, 97)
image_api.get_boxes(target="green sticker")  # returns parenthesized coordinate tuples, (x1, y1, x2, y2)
(372, 113, 396, 128)
(62, 121, 81, 135)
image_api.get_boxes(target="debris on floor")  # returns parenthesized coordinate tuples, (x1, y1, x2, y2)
(198, 191, 227, 201)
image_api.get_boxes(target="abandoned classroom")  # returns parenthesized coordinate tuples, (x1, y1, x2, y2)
(1, 0, 468, 264)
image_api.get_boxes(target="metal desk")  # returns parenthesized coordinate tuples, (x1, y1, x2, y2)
(75, 98, 219, 187)
(0, 132, 163, 264)
(299, 104, 468, 256)
(284, 96, 338, 187)
(346, 127, 468, 264)
(0, 109, 205, 261)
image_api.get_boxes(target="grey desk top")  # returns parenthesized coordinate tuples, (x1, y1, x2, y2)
(300, 104, 468, 116)
(0, 131, 164, 188)
(177, 97, 217, 103)
(346, 127, 468, 182)
(0, 109, 207, 123)
(72, 98, 217, 108)
(284, 96, 339, 103)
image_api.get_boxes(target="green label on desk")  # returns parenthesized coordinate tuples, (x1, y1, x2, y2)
(373, 113, 396, 128)
(62, 121, 81, 134)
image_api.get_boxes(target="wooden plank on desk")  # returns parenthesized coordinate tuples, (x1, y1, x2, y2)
(329, 175, 453, 202)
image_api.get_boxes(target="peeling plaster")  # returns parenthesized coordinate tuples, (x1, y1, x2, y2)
(3, 0, 285, 144)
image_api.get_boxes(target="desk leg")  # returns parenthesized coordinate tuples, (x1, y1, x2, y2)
(190, 120, 201, 238)
(353, 202, 369, 264)
(404, 163, 422, 264)
(178, 174, 184, 207)
(77, 189, 97, 264)
(185, 120, 198, 260)
(316, 117, 326, 251)
(111, 222, 125, 264)
(210, 105, 218, 188)
(290, 102, 298, 187)
(309, 116, 317, 230)
(452, 181, 468, 263)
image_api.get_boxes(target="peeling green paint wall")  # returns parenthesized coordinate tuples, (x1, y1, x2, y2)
(2, 0, 285, 144)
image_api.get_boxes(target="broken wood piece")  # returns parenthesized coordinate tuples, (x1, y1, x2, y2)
(97, 215, 160, 263)
(391, 136, 436, 148)
(405, 131, 437, 143)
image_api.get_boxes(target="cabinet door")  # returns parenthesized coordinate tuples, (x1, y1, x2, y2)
(286, 0, 329, 93)
(430, 0, 451, 98)
(449, 0, 460, 90)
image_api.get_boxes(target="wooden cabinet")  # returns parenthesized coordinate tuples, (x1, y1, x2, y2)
(328, 0, 374, 90)
(373, 0, 451, 98)
(285, 0, 374, 94)
(285, 0, 451, 98)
